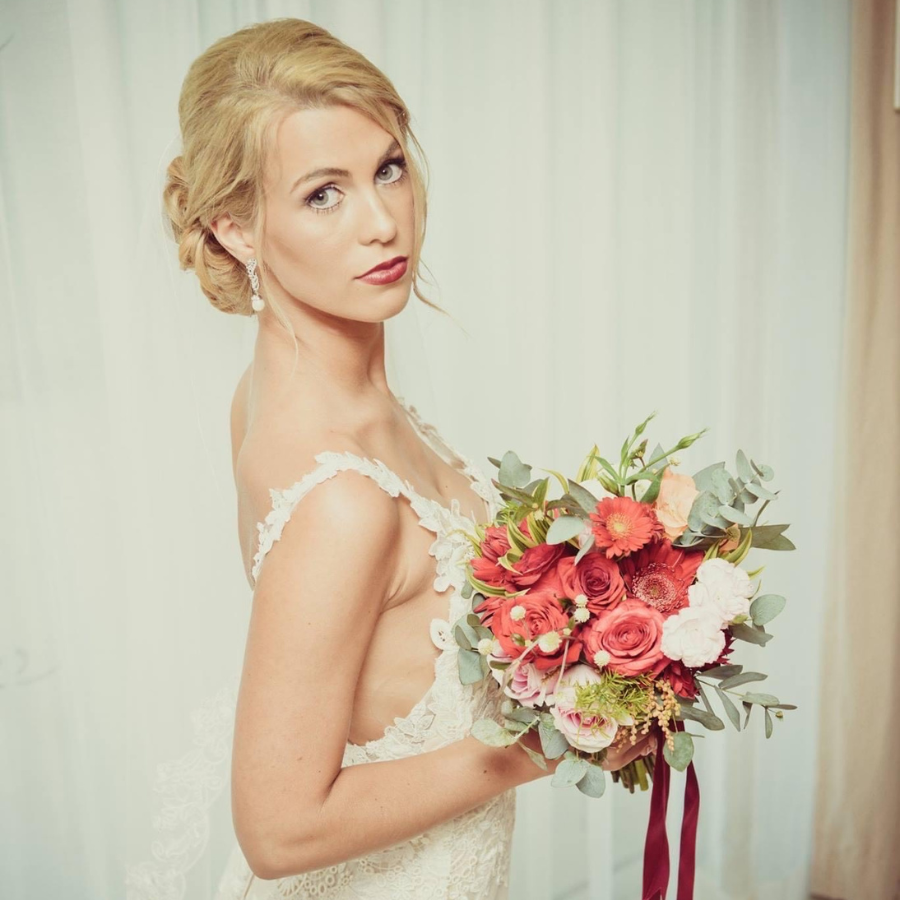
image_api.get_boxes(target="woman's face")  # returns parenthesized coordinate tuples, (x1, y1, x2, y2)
(258, 103, 415, 323)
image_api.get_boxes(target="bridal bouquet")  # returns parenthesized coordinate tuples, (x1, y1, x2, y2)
(452, 413, 796, 898)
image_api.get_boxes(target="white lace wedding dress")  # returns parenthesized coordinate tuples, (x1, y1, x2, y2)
(126, 397, 517, 900)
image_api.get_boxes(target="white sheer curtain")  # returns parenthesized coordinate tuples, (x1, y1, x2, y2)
(0, 2, 849, 899)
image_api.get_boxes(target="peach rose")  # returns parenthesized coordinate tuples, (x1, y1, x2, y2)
(652, 467, 699, 541)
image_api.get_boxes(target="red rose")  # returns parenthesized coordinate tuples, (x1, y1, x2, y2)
(582, 598, 667, 677)
(509, 542, 566, 588)
(558, 552, 625, 614)
(492, 589, 582, 671)
(480, 525, 511, 563)
(470, 556, 518, 595)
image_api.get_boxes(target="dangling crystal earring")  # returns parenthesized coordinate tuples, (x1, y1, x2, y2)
(246, 257, 265, 312)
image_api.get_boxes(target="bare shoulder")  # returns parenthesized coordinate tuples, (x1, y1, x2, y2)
(232, 383, 385, 583)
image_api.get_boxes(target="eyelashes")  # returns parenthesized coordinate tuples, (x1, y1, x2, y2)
(305, 156, 409, 215)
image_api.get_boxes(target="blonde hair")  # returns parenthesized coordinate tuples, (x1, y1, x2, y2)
(163, 17, 446, 344)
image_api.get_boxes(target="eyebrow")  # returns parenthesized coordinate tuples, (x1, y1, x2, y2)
(290, 139, 402, 194)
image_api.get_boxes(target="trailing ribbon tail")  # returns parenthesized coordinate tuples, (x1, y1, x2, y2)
(641, 720, 701, 900)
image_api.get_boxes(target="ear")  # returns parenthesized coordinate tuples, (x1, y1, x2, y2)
(210, 213, 256, 263)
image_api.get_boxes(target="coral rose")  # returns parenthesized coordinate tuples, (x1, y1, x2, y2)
(581, 598, 667, 677)
(491, 589, 582, 671)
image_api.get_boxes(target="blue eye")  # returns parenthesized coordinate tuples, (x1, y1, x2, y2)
(304, 156, 409, 215)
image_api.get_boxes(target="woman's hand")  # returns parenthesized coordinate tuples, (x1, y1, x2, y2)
(515, 725, 658, 782)
(600, 729, 657, 772)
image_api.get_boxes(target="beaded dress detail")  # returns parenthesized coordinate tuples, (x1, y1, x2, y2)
(125, 397, 516, 900)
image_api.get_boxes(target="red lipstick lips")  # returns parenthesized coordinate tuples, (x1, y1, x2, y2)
(357, 256, 408, 285)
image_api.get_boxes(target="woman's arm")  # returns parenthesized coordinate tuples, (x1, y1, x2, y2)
(265, 731, 547, 879)
(232, 461, 551, 880)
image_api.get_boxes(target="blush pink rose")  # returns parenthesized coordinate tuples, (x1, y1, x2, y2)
(581, 598, 667, 677)
(549, 664, 633, 753)
(497, 659, 563, 708)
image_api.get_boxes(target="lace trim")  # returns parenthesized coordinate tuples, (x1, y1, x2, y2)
(125, 675, 240, 900)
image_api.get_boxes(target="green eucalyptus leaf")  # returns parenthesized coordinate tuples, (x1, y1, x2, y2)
(551, 756, 590, 789)
(742, 701, 753, 729)
(503, 718, 530, 733)
(751, 524, 795, 551)
(498, 451, 532, 489)
(676, 702, 725, 731)
(718, 672, 768, 690)
(470, 718, 519, 747)
(454, 622, 479, 651)
(736, 450, 753, 483)
(715, 687, 742, 731)
(730, 622, 774, 646)
(742, 480, 779, 502)
(697, 681, 714, 715)
(692, 461, 728, 493)
(750, 459, 775, 481)
(742, 692, 781, 707)
(506, 706, 538, 724)
(710, 468, 735, 504)
(750, 594, 787, 626)
(538, 721, 570, 759)
(576, 763, 607, 798)
(663, 731, 694, 771)
(567, 480, 601, 512)
(768, 703, 798, 710)
(718, 504, 755, 526)
(574, 533, 595, 564)
(458, 648, 486, 684)
(461, 581, 473, 599)
(520, 741, 548, 771)
(546, 514, 588, 545)
(700, 664, 744, 680)
(764, 708, 774, 739)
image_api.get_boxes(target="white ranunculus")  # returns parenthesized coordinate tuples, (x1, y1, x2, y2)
(661, 606, 727, 668)
(689, 558, 755, 625)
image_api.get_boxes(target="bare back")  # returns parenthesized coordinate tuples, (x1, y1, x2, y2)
(229, 365, 491, 747)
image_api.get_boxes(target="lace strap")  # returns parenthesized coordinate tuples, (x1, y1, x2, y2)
(250, 452, 410, 586)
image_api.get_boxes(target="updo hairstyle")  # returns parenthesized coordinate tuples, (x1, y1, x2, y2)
(162, 18, 442, 335)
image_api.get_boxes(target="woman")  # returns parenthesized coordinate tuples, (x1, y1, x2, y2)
(153, 18, 653, 899)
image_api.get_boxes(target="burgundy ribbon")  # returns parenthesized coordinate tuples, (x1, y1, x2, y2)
(641, 720, 701, 900)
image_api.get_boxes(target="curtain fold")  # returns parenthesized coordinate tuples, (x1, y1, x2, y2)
(810, 2, 900, 898)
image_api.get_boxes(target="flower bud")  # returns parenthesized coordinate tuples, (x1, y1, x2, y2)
(510, 605, 526, 621)
(537, 631, 563, 652)
(477, 638, 494, 656)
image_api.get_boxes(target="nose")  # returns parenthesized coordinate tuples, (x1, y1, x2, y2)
(357, 186, 398, 245)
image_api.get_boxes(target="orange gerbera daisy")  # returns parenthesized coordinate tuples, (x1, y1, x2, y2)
(589, 496, 665, 559)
